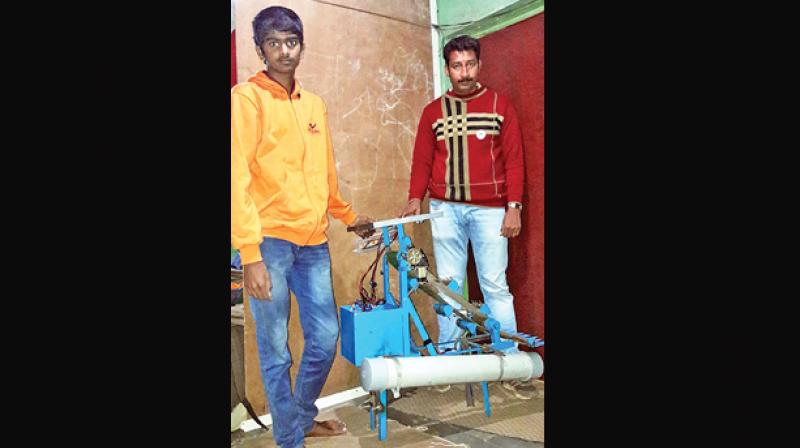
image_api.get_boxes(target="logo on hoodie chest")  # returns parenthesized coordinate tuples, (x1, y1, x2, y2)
(307, 122, 320, 135)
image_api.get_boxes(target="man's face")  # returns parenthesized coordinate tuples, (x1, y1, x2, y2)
(258, 30, 303, 75)
(445, 50, 481, 95)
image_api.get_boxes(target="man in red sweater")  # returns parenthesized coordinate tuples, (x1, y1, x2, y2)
(401, 35, 533, 399)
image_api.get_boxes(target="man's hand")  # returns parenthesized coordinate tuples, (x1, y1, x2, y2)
(400, 198, 421, 217)
(351, 215, 375, 239)
(500, 208, 522, 238)
(244, 261, 272, 300)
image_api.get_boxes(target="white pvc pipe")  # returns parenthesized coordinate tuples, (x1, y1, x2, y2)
(360, 352, 543, 391)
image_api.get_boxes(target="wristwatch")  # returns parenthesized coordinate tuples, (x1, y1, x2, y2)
(507, 201, 523, 210)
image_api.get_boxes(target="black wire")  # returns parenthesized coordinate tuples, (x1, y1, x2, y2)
(358, 231, 398, 308)
(309, 0, 540, 32)
(309, 0, 429, 29)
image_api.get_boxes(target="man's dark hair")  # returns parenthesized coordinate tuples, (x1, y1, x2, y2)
(443, 35, 480, 64)
(252, 6, 304, 47)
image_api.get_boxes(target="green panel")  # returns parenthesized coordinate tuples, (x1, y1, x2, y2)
(437, 0, 521, 27)
(448, 2, 543, 40)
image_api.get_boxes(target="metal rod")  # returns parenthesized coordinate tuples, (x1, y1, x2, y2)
(347, 211, 443, 232)
(481, 381, 491, 417)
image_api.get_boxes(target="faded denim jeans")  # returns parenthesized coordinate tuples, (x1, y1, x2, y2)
(248, 237, 339, 448)
(429, 199, 520, 353)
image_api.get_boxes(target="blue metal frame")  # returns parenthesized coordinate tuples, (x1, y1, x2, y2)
(340, 220, 543, 440)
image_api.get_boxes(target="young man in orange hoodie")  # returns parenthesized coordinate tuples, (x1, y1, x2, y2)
(231, 6, 371, 448)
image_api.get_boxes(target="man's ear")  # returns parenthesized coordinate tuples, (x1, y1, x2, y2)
(255, 46, 265, 63)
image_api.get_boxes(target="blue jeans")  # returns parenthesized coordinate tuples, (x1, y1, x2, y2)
(429, 199, 519, 353)
(248, 237, 340, 448)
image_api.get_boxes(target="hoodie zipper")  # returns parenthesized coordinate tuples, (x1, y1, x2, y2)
(288, 93, 322, 245)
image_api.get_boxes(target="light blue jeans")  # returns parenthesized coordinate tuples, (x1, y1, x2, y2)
(429, 199, 519, 353)
(248, 237, 340, 448)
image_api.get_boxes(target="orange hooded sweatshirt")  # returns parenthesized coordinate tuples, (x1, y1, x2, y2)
(231, 72, 357, 265)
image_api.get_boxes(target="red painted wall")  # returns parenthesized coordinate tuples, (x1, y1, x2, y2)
(468, 14, 544, 354)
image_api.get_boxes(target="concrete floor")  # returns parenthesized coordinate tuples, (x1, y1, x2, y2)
(231, 382, 544, 447)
